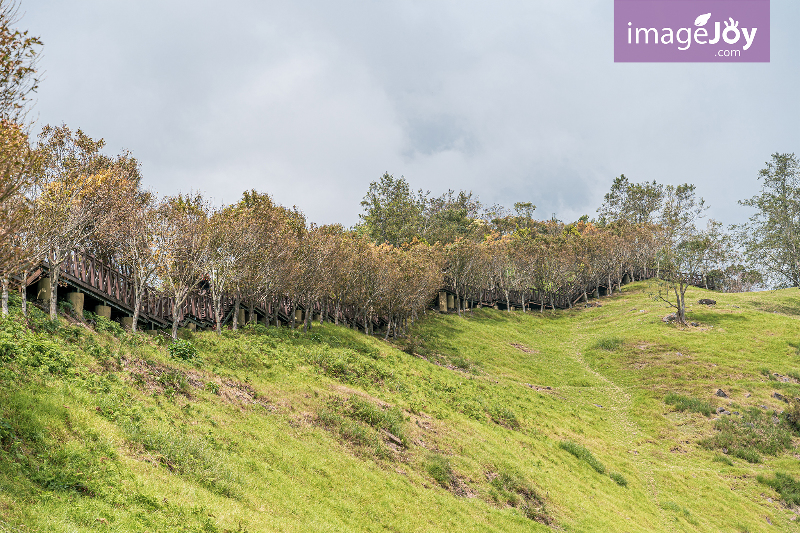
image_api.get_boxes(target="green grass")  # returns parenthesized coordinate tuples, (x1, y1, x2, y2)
(559, 440, 606, 474)
(3, 283, 800, 531)
(664, 392, 714, 416)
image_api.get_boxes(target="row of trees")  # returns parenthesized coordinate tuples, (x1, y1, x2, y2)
(0, 0, 797, 333)
(0, 128, 791, 332)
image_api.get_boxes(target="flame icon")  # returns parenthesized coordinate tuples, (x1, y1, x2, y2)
(694, 13, 712, 26)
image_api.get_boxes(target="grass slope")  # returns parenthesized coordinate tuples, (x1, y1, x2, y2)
(2, 282, 800, 532)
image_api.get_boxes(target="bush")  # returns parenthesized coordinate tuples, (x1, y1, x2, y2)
(168, 339, 198, 361)
(757, 472, 800, 506)
(426, 453, 454, 488)
(664, 393, 714, 416)
(559, 440, 605, 474)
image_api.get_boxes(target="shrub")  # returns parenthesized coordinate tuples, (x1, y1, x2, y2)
(168, 339, 198, 361)
(426, 453, 454, 488)
(95, 315, 123, 336)
(592, 337, 623, 351)
(609, 472, 628, 487)
(559, 440, 605, 474)
(664, 393, 714, 416)
(783, 398, 800, 432)
(205, 382, 220, 395)
(757, 472, 800, 506)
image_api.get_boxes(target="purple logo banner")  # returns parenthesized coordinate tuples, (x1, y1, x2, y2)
(615, 0, 770, 62)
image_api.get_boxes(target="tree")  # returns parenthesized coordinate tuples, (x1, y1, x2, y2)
(101, 174, 159, 332)
(736, 153, 800, 288)
(154, 194, 210, 339)
(30, 125, 116, 319)
(0, 121, 33, 315)
(359, 173, 424, 246)
(652, 184, 708, 325)
(0, 1, 41, 124)
(598, 175, 664, 224)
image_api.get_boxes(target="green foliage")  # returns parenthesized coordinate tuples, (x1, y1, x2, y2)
(712, 454, 734, 466)
(609, 472, 628, 487)
(664, 392, 714, 416)
(783, 398, 800, 432)
(485, 404, 520, 430)
(304, 346, 392, 386)
(168, 339, 198, 361)
(346, 396, 407, 446)
(426, 453, 454, 488)
(95, 314, 124, 336)
(205, 381, 220, 395)
(0, 316, 72, 374)
(757, 472, 800, 506)
(699, 407, 793, 463)
(559, 440, 606, 474)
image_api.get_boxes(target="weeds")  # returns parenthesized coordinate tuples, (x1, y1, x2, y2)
(426, 453, 454, 488)
(712, 454, 734, 466)
(757, 472, 800, 506)
(699, 407, 792, 463)
(168, 339, 198, 361)
(664, 392, 714, 417)
(609, 472, 628, 487)
(488, 465, 552, 524)
(559, 440, 605, 474)
(592, 337, 623, 351)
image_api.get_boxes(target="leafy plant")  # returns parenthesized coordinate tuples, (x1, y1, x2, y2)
(609, 472, 628, 487)
(168, 339, 198, 361)
(592, 337, 623, 351)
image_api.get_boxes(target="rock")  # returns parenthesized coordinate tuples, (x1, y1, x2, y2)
(662, 314, 677, 323)
(690, 322, 700, 327)
(716, 389, 728, 398)
(773, 392, 787, 402)
(745, 393, 752, 398)
(716, 407, 725, 413)
(698, 299, 716, 305)
(733, 411, 740, 415)
(722, 410, 732, 416)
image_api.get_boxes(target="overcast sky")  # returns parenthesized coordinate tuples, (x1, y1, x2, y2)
(23, 0, 800, 226)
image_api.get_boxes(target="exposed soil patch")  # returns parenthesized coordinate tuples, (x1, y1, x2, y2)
(511, 343, 539, 355)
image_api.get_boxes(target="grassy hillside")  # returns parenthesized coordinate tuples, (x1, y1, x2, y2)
(2, 282, 800, 532)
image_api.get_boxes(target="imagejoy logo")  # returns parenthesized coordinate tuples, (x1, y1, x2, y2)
(615, 0, 770, 63)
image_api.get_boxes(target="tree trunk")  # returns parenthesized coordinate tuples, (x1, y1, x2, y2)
(290, 299, 297, 329)
(20, 269, 27, 316)
(249, 301, 256, 325)
(1, 276, 8, 316)
(607, 275, 612, 297)
(49, 260, 60, 320)
(233, 297, 241, 330)
(505, 291, 511, 312)
(132, 284, 142, 333)
(334, 300, 340, 326)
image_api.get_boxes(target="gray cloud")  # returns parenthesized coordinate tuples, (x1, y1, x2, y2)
(23, 0, 800, 226)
